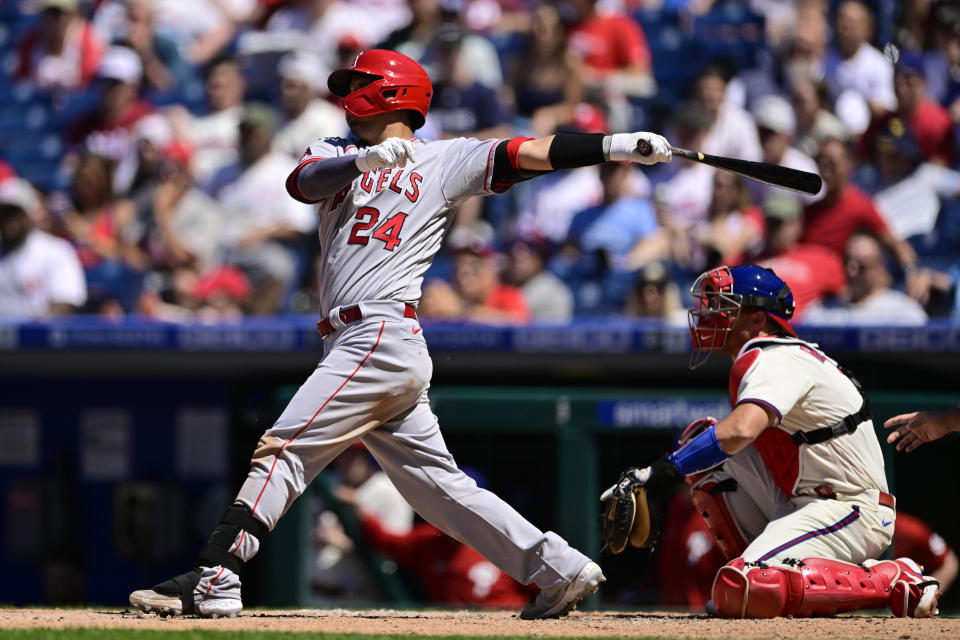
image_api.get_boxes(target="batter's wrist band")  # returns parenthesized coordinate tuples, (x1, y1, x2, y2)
(667, 424, 731, 476)
(548, 132, 606, 170)
(604, 133, 638, 162)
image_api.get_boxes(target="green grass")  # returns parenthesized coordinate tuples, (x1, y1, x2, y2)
(0, 632, 668, 640)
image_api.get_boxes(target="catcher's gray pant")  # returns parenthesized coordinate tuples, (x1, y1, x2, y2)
(698, 446, 893, 564)
(232, 301, 590, 589)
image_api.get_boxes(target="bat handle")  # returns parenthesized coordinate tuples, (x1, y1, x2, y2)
(636, 139, 652, 156)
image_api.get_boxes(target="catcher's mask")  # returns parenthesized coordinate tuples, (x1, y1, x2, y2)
(328, 49, 433, 130)
(688, 265, 796, 368)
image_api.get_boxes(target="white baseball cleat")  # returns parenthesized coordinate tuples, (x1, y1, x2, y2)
(129, 567, 243, 618)
(520, 561, 606, 620)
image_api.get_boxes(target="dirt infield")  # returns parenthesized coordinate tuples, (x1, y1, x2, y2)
(1, 608, 958, 639)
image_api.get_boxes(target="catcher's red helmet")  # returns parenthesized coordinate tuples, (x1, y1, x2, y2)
(328, 49, 432, 130)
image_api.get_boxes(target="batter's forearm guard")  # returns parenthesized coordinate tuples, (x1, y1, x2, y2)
(548, 132, 606, 170)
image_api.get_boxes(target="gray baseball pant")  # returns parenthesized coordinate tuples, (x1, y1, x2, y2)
(232, 301, 590, 589)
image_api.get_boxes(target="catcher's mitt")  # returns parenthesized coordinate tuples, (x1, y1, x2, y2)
(600, 459, 682, 554)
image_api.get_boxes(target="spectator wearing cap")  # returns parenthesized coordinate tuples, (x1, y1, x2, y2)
(869, 118, 960, 241)
(167, 56, 247, 183)
(861, 50, 956, 166)
(0, 178, 87, 318)
(420, 232, 531, 323)
(203, 104, 316, 314)
(14, 0, 105, 91)
(66, 46, 155, 178)
(748, 193, 845, 318)
(692, 65, 762, 163)
(750, 94, 822, 204)
(789, 75, 851, 158)
(425, 21, 513, 140)
(803, 231, 927, 325)
(801, 138, 921, 296)
(504, 234, 573, 320)
(824, 1, 896, 127)
(272, 51, 346, 159)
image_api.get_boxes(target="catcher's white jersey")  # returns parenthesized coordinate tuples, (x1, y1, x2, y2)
(292, 136, 500, 312)
(730, 336, 888, 501)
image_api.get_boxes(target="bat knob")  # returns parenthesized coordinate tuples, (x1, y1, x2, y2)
(635, 139, 652, 156)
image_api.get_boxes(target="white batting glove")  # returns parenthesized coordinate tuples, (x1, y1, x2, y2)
(355, 137, 416, 172)
(605, 132, 672, 165)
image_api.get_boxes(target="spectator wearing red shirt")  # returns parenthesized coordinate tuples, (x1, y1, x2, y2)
(566, 0, 654, 129)
(801, 138, 920, 293)
(15, 0, 104, 91)
(894, 512, 958, 596)
(567, 0, 651, 75)
(861, 50, 955, 166)
(749, 193, 845, 318)
(361, 515, 534, 608)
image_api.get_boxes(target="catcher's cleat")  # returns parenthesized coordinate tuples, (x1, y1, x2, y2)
(520, 561, 605, 620)
(129, 567, 242, 619)
(888, 558, 940, 618)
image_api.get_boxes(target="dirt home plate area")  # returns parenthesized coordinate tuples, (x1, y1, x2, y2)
(1, 609, 959, 639)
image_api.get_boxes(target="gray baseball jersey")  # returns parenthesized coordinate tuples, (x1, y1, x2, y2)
(294, 136, 500, 312)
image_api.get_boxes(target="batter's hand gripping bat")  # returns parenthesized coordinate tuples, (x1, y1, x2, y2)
(636, 139, 823, 196)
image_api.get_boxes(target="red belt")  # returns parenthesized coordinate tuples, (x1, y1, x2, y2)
(317, 303, 417, 338)
(879, 492, 895, 510)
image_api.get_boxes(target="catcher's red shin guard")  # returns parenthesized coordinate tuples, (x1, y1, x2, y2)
(712, 557, 896, 618)
(690, 480, 748, 561)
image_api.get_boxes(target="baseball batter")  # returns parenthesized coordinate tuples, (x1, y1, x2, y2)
(602, 265, 941, 618)
(129, 49, 672, 619)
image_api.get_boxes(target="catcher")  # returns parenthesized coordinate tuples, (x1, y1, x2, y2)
(601, 264, 941, 618)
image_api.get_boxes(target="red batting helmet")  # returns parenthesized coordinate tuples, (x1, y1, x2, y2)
(328, 49, 432, 130)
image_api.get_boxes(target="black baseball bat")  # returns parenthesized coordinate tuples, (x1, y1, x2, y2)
(636, 139, 823, 196)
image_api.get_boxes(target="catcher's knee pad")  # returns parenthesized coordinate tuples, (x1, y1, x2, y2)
(197, 503, 268, 574)
(690, 479, 747, 561)
(712, 558, 803, 618)
(713, 556, 899, 618)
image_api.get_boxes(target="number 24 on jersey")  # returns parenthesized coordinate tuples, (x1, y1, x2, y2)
(347, 206, 408, 251)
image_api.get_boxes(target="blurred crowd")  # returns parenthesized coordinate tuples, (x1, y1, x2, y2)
(1, 0, 959, 324)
